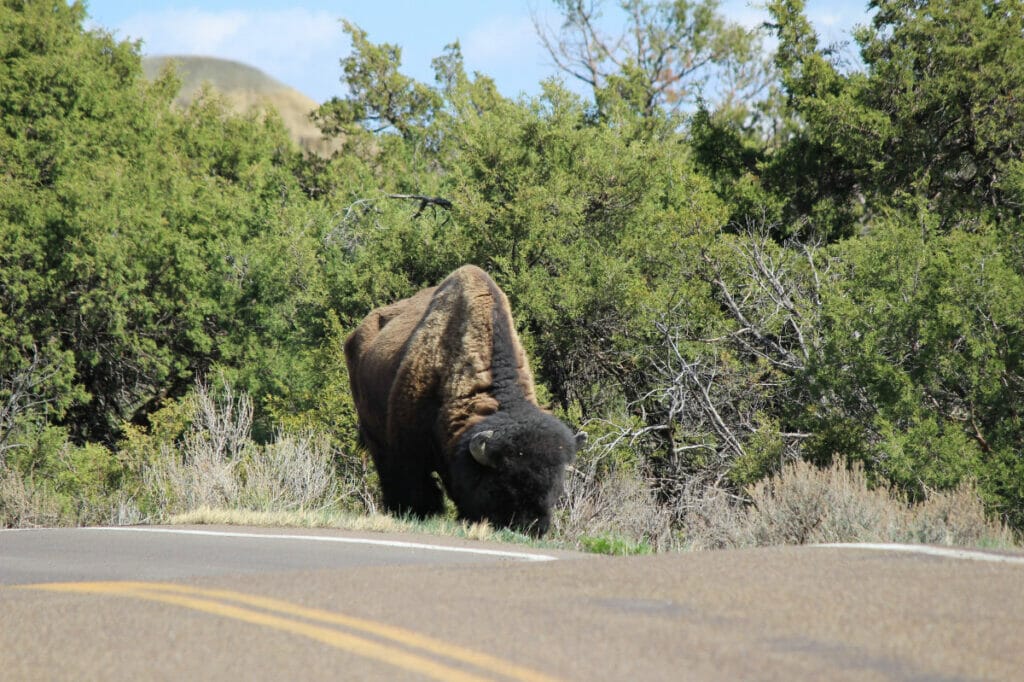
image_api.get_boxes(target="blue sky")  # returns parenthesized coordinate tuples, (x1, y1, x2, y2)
(83, 1, 870, 104)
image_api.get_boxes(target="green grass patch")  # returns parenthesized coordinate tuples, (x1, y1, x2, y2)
(578, 533, 654, 556)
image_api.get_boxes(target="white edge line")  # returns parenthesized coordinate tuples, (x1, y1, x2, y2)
(815, 542, 1024, 565)
(78, 526, 559, 562)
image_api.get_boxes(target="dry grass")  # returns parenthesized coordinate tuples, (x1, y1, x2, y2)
(141, 380, 362, 518)
(0, 468, 65, 528)
(143, 433, 344, 515)
(684, 458, 1015, 550)
(548, 455, 1015, 553)
(169, 506, 504, 543)
(171, 507, 412, 533)
(740, 458, 903, 546)
(163, 454, 1016, 553)
(554, 464, 675, 551)
(238, 432, 340, 512)
(906, 481, 1014, 547)
(0, 467, 142, 528)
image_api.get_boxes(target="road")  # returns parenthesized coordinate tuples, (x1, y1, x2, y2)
(2, 526, 1023, 680)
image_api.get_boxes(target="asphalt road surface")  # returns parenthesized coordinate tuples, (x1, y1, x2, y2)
(2, 526, 1023, 681)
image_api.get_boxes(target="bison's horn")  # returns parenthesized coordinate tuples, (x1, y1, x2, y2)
(470, 430, 496, 467)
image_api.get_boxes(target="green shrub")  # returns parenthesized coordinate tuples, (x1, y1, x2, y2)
(1, 420, 139, 527)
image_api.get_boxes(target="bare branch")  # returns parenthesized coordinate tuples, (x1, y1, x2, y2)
(535, 0, 767, 116)
(0, 346, 68, 464)
(386, 193, 453, 218)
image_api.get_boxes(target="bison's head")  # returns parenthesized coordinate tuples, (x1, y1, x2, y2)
(449, 407, 586, 537)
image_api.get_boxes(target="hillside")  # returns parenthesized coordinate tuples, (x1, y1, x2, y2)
(142, 55, 335, 155)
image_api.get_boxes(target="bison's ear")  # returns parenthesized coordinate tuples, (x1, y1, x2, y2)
(574, 431, 588, 451)
(470, 430, 496, 467)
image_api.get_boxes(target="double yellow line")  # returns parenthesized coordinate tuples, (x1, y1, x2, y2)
(21, 581, 562, 682)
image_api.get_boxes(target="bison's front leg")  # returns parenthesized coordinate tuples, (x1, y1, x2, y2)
(372, 427, 445, 519)
(377, 463, 445, 519)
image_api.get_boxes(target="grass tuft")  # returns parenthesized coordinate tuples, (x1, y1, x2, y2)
(579, 533, 654, 556)
(167, 506, 540, 546)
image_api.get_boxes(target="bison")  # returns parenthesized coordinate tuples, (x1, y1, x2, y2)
(344, 265, 585, 536)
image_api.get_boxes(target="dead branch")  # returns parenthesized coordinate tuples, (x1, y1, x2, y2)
(386, 193, 453, 218)
(0, 345, 66, 464)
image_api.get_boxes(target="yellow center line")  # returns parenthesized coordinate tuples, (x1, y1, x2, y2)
(134, 582, 561, 682)
(20, 582, 563, 682)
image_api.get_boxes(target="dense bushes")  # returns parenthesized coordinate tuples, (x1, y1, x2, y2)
(2, 1, 1022, 548)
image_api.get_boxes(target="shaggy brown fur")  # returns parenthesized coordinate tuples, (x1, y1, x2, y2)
(345, 265, 581, 534)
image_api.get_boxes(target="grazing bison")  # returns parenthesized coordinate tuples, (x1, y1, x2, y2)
(344, 265, 585, 536)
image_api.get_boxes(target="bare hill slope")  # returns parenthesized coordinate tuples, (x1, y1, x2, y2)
(142, 55, 335, 155)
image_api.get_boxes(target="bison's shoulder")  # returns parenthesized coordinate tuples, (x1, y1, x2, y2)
(430, 265, 536, 402)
